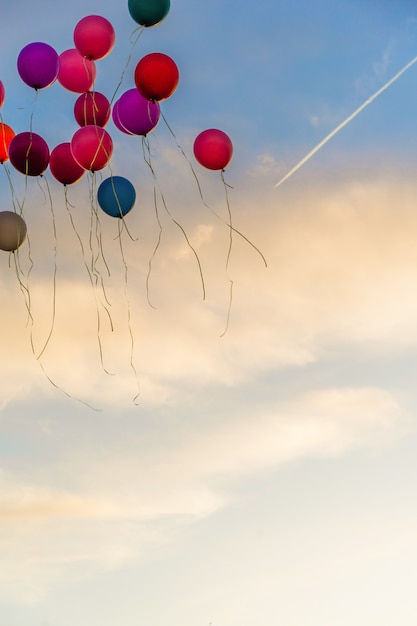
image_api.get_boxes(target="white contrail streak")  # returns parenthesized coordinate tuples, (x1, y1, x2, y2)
(274, 54, 417, 188)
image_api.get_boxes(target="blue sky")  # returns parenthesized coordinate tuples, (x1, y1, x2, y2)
(2, 1, 417, 624)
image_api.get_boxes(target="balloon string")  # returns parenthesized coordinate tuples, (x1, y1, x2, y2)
(219, 170, 234, 337)
(87, 173, 115, 376)
(110, 26, 144, 105)
(37, 358, 103, 412)
(141, 135, 206, 301)
(146, 184, 163, 309)
(35, 176, 57, 361)
(63, 184, 113, 377)
(117, 218, 141, 405)
(160, 111, 267, 268)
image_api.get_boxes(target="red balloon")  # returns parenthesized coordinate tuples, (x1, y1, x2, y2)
(9, 132, 50, 176)
(0, 123, 15, 164)
(70, 125, 113, 172)
(134, 52, 179, 102)
(193, 129, 233, 171)
(74, 91, 111, 127)
(58, 49, 96, 93)
(74, 15, 115, 60)
(50, 142, 85, 185)
(0, 81, 5, 109)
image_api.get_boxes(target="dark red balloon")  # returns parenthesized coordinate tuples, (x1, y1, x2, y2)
(193, 129, 233, 171)
(74, 91, 111, 127)
(71, 125, 113, 172)
(134, 52, 179, 101)
(74, 15, 115, 60)
(50, 142, 85, 185)
(9, 132, 50, 176)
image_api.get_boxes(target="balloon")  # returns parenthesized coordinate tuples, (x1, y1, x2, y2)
(97, 176, 136, 218)
(128, 0, 170, 27)
(111, 100, 134, 135)
(74, 91, 111, 127)
(0, 81, 5, 109)
(74, 15, 115, 60)
(17, 42, 59, 90)
(0, 211, 27, 252)
(134, 53, 179, 101)
(9, 132, 50, 176)
(58, 49, 96, 93)
(49, 142, 85, 185)
(70, 125, 113, 172)
(115, 89, 160, 136)
(193, 129, 233, 171)
(0, 123, 15, 164)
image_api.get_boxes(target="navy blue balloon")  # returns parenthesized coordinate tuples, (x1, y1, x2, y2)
(97, 176, 136, 218)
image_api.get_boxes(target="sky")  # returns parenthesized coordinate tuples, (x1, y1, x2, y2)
(1, 0, 417, 624)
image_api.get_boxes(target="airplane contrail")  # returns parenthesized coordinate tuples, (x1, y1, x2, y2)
(274, 54, 417, 189)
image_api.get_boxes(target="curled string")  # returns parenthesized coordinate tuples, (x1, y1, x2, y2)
(117, 218, 141, 404)
(141, 135, 206, 301)
(2, 163, 34, 320)
(110, 26, 145, 105)
(220, 170, 234, 337)
(160, 111, 267, 268)
(63, 184, 111, 377)
(87, 173, 114, 376)
(35, 176, 57, 360)
(146, 184, 163, 309)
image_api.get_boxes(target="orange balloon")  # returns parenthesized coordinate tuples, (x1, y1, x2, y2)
(0, 123, 15, 164)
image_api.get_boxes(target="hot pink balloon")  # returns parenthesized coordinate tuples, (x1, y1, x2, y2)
(8, 132, 50, 176)
(58, 49, 96, 93)
(71, 125, 113, 172)
(74, 91, 110, 127)
(193, 129, 233, 171)
(115, 88, 160, 136)
(50, 142, 85, 185)
(74, 15, 115, 60)
(17, 42, 59, 90)
(0, 81, 5, 109)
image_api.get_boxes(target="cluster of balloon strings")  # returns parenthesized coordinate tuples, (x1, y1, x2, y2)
(0, 0, 266, 409)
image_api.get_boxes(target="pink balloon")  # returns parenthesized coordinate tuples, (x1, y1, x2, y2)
(17, 42, 59, 90)
(193, 129, 233, 171)
(74, 15, 115, 60)
(0, 81, 5, 109)
(58, 49, 96, 93)
(50, 143, 85, 185)
(9, 132, 50, 176)
(115, 89, 160, 136)
(71, 125, 113, 172)
(74, 91, 111, 127)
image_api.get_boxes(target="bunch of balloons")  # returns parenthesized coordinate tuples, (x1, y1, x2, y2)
(0, 0, 233, 251)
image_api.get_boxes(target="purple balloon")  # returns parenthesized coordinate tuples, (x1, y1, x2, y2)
(115, 89, 160, 136)
(17, 42, 59, 90)
(9, 132, 50, 176)
(112, 99, 134, 135)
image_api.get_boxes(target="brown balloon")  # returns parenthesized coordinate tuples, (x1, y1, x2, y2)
(0, 211, 27, 252)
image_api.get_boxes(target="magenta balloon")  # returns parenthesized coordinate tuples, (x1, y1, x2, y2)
(71, 125, 113, 172)
(58, 49, 96, 93)
(17, 42, 59, 90)
(74, 15, 115, 61)
(8, 132, 50, 176)
(0, 81, 5, 109)
(115, 88, 160, 136)
(50, 142, 85, 185)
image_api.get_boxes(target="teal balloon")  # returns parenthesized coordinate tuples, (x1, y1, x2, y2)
(128, 0, 170, 27)
(97, 176, 136, 218)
